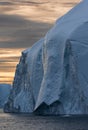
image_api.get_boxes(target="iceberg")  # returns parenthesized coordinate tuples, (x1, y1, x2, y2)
(4, 0, 88, 114)
(0, 84, 11, 108)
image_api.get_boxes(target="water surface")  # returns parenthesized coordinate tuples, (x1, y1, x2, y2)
(0, 112, 88, 130)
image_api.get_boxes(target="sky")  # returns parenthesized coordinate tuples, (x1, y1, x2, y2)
(0, 0, 81, 84)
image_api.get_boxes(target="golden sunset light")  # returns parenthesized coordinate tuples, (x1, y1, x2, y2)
(0, 48, 23, 84)
(0, 0, 80, 84)
(1, 0, 88, 129)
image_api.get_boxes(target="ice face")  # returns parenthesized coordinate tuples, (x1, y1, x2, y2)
(4, 0, 88, 115)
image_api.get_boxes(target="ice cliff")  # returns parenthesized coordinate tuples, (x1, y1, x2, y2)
(0, 84, 11, 108)
(4, 0, 88, 114)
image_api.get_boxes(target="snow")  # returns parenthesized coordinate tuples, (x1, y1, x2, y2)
(4, 0, 88, 114)
(0, 84, 11, 108)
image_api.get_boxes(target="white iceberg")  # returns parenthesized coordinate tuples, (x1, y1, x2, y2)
(4, 0, 88, 114)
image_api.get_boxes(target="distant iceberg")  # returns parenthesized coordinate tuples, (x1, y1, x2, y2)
(0, 84, 11, 108)
(4, 0, 88, 114)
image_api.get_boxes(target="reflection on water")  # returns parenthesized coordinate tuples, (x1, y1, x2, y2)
(0, 0, 80, 84)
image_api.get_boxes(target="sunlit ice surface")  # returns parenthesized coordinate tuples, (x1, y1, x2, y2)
(0, 0, 81, 84)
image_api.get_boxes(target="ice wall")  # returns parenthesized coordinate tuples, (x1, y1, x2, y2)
(4, 39, 44, 113)
(4, 0, 88, 114)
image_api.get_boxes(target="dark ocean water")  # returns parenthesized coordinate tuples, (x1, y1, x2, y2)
(0, 112, 88, 130)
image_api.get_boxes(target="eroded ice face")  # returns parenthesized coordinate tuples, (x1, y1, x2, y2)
(0, 0, 80, 84)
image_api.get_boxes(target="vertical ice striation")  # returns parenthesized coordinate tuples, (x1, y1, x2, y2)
(4, 0, 88, 114)
(4, 39, 44, 113)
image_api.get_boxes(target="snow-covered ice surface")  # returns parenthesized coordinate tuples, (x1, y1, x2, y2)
(0, 84, 11, 108)
(4, 0, 88, 114)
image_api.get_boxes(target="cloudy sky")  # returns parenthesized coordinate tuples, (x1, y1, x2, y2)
(0, 0, 80, 84)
